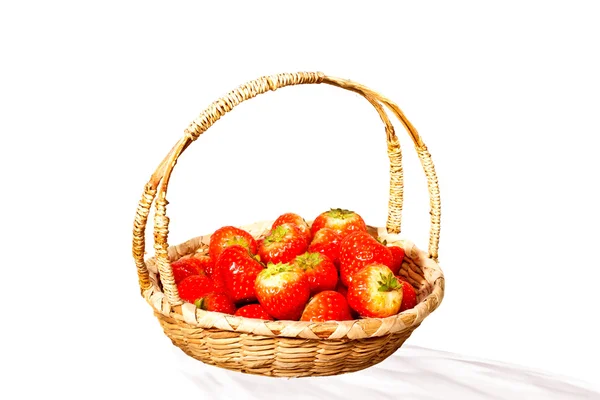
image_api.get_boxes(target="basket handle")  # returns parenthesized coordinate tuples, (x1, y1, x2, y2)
(132, 72, 441, 305)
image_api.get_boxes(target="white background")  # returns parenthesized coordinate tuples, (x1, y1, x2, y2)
(1, 0, 599, 398)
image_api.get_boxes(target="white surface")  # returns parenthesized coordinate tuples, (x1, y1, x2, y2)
(174, 345, 600, 400)
(1, 0, 600, 398)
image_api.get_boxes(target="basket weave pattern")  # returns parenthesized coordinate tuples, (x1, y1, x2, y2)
(132, 72, 445, 377)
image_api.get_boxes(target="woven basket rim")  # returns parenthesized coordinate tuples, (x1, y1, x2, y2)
(143, 220, 444, 341)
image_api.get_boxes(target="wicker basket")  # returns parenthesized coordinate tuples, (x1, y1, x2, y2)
(132, 71, 445, 378)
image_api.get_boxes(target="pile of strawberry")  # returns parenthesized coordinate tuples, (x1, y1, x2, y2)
(169, 208, 417, 322)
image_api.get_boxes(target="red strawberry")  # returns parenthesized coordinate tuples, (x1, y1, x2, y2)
(339, 231, 393, 286)
(388, 246, 405, 275)
(396, 276, 417, 312)
(195, 292, 237, 315)
(334, 281, 360, 319)
(308, 228, 342, 266)
(255, 262, 310, 321)
(272, 212, 312, 243)
(310, 208, 367, 238)
(291, 252, 338, 295)
(171, 257, 203, 284)
(210, 263, 228, 294)
(191, 254, 215, 277)
(216, 245, 265, 304)
(209, 226, 257, 261)
(335, 280, 348, 298)
(347, 264, 403, 318)
(234, 304, 274, 320)
(300, 290, 353, 322)
(176, 275, 214, 304)
(258, 223, 308, 264)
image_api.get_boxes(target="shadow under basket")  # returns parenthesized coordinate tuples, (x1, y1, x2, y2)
(132, 72, 445, 378)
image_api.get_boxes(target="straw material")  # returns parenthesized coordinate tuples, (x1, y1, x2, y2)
(143, 221, 443, 377)
(132, 72, 445, 377)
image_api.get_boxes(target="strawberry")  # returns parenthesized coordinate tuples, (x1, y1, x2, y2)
(291, 252, 338, 295)
(234, 304, 274, 320)
(216, 245, 265, 304)
(308, 228, 342, 266)
(396, 276, 417, 312)
(209, 226, 257, 261)
(272, 212, 312, 243)
(210, 263, 228, 294)
(195, 292, 237, 315)
(176, 275, 214, 304)
(335, 280, 348, 298)
(347, 264, 403, 318)
(258, 223, 308, 264)
(310, 208, 367, 238)
(191, 254, 215, 277)
(388, 246, 405, 275)
(170, 257, 203, 284)
(334, 281, 359, 319)
(339, 231, 393, 286)
(255, 262, 310, 321)
(300, 290, 353, 322)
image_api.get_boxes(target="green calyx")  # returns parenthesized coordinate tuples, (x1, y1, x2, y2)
(264, 262, 294, 277)
(226, 236, 250, 250)
(265, 225, 288, 243)
(327, 208, 355, 220)
(293, 252, 322, 270)
(194, 298, 206, 309)
(377, 273, 400, 292)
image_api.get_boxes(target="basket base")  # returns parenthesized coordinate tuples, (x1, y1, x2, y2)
(155, 311, 418, 378)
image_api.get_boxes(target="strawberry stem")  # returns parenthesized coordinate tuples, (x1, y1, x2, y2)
(263, 262, 294, 277)
(328, 208, 354, 219)
(194, 298, 205, 309)
(225, 236, 250, 250)
(293, 252, 322, 270)
(265, 225, 287, 243)
(377, 272, 400, 292)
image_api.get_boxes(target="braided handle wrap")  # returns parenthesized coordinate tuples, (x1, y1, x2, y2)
(132, 72, 440, 305)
